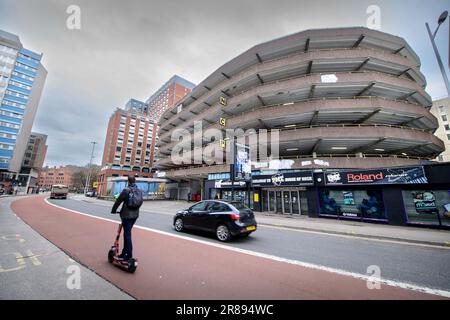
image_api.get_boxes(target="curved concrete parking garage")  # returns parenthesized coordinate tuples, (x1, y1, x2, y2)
(156, 27, 440, 173)
(155, 28, 449, 227)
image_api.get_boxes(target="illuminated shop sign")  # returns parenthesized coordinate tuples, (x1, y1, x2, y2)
(325, 166, 427, 185)
(214, 180, 246, 188)
(251, 171, 314, 187)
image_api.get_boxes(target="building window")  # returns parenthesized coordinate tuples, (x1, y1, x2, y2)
(438, 155, 444, 162)
(447, 134, 450, 140)
(438, 106, 444, 113)
(445, 124, 450, 131)
(443, 115, 448, 122)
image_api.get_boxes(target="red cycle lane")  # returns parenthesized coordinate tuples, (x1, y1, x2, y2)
(10, 196, 444, 300)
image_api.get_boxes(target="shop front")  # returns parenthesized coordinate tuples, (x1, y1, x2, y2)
(203, 163, 450, 229)
(320, 166, 429, 223)
(402, 189, 450, 227)
(206, 179, 254, 208)
(252, 170, 314, 215)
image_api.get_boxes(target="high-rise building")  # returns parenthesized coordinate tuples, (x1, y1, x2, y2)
(146, 75, 195, 122)
(97, 101, 158, 196)
(431, 97, 450, 162)
(22, 132, 47, 169)
(0, 29, 47, 173)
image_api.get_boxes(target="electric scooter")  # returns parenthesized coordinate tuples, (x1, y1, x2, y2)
(108, 223, 138, 273)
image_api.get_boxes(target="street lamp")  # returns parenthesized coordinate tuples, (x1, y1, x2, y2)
(426, 11, 450, 97)
(84, 141, 97, 195)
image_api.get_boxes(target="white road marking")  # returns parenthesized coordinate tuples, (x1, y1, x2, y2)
(44, 198, 450, 298)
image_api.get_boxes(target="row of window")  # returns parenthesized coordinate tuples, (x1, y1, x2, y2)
(0, 132, 17, 139)
(15, 61, 37, 73)
(9, 80, 31, 90)
(2, 98, 26, 109)
(0, 109, 23, 119)
(5, 89, 28, 100)
(12, 71, 34, 82)
(0, 121, 20, 129)
(0, 143, 14, 150)
(18, 53, 39, 64)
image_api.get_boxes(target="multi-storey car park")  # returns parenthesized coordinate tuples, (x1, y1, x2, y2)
(155, 27, 450, 228)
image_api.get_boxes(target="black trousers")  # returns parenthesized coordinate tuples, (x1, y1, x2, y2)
(121, 218, 137, 259)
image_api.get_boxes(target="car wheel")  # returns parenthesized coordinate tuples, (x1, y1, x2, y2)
(216, 224, 231, 242)
(174, 218, 184, 232)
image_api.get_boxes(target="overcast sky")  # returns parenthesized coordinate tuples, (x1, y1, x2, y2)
(0, 0, 449, 167)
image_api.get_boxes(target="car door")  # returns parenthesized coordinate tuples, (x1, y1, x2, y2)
(205, 202, 231, 231)
(188, 201, 210, 230)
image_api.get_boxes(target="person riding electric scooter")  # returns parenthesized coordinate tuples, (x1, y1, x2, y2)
(110, 176, 143, 265)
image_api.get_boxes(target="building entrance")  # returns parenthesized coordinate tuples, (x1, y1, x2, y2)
(261, 188, 307, 215)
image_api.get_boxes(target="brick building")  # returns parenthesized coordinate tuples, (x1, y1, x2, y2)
(97, 105, 158, 196)
(39, 166, 75, 189)
(146, 75, 195, 122)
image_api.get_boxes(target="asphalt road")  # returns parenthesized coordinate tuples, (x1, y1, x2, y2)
(48, 197, 450, 293)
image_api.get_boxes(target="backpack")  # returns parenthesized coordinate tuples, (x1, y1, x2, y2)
(127, 185, 143, 209)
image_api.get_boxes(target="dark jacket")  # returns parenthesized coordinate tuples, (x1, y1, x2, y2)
(111, 184, 140, 219)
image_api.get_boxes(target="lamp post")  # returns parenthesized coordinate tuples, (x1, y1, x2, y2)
(84, 141, 97, 195)
(426, 10, 450, 97)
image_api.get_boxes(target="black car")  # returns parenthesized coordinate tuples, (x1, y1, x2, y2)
(173, 200, 257, 242)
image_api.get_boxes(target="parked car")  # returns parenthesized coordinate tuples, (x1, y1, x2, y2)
(50, 184, 68, 199)
(85, 190, 96, 197)
(173, 200, 257, 242)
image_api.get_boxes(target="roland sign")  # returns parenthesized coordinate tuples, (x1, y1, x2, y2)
(325, 166, 427, 185)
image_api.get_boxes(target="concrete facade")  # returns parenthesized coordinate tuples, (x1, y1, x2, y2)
(430, 97, 450, 162)
(155, 27, 443, 180)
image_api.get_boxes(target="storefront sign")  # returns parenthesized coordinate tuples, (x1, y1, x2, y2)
(324, 166, 427, 185)
(251, 171, 314, 187)
(214, 180, 246, 188)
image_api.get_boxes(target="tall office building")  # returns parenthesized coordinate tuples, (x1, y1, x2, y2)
(146, 75, 195, 122)
(22, 132, 47, 169)
(431, 97, 450, 162)
(0, 30, 47, 174)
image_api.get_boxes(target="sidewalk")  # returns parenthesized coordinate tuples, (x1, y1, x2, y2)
(71, 194, 450, 247)
(0, 196, 132, 300)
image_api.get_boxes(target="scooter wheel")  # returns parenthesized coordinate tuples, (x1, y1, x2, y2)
(108, 247, 115, 263)
(127, 259, 137, 273)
